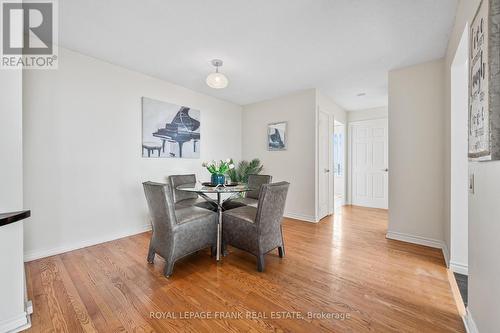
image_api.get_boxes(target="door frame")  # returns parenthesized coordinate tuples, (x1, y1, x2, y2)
(348, 118, 389, 208)
(333, 121, 346, 211)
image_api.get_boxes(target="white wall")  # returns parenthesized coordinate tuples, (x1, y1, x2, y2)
(242, 89, 317, 221)
(1, 72, 23, 210)
(445, 0, 500, 331)
(0, 69, 28, 331)
(347, 107, 388, 122)
(468, 161, 500, 332)
(443, 0, 481, 268)
(450, 25, 469, 275)
(23, 47, 242, 260)
(317, 91, 347, 124)
(387, 59, 446, 246)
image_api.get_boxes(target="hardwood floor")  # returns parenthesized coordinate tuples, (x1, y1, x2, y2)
(25, 206, 465, 332)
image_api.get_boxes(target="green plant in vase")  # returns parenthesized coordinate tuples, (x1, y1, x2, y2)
(227, 158, 263, 183)
(202, 159, 235, 185)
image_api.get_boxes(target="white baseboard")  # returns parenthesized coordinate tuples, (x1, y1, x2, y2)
(464, 308, 479, 333)
(0, 312, 28, 333)
(7, 311, 31, 333)
(450, 261, 469, 275)
(386, 231, 445, 248)
(24, 223, 152, 262)
(386, 231, 449, 266)
(284, 212, 317, 223)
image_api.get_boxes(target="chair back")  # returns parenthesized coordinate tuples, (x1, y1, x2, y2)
(143, 181, 177, 243)
(168, 174, 198, 203)
(255, 182, 290, 236)
(246, 174, 273, 199)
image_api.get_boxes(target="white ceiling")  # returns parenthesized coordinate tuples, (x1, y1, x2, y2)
(59, 0, 457, 110)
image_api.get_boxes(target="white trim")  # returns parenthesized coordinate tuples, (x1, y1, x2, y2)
(315, 105, 319, 222)
(348, 122, 353, 204)
(386, 231, 450, 266)
(386, 231, 444, 248)
(333, 121, 347, 214)
(450, 261, 469, 275)
(464, 308, 479, 333)
(450, 21, 470, 283)
(328, 113, 335, 216)
(284, 212, 318, 223)
(7, 313, 31, 333)
(442, 242, 450, 268)
(0, 312, 28, 333)
(346, 115, 388, 122)
(24, 223, 152, 262)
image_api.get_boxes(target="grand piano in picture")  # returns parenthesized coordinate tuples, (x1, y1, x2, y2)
(269, 128, 285, 149)
(152, 107, 200, 158)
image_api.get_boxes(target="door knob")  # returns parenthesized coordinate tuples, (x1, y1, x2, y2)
(324, 169, 330, 173)
(382, 168, 388, 172)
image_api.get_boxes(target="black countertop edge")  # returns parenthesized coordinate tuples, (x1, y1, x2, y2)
(0, 210, 31, 227)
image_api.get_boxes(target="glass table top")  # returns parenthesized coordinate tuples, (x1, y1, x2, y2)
(176, 182, 253, 193)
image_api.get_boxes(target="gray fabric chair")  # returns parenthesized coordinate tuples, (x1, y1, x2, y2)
(222, 174, 273, 210)
(143, 181, 217, 277)
(168, 174, 217, 211)
(222, 181, 290, 272)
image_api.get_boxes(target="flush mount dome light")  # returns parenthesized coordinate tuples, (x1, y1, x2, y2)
(206, 59, 229, 89)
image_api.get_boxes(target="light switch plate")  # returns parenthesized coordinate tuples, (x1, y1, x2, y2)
(469, 173, 475, 194)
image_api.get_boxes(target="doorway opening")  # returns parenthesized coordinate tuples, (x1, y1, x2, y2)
(333, 121, 346, 211)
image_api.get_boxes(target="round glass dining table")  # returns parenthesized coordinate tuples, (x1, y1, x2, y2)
(176, 183, 254, 261)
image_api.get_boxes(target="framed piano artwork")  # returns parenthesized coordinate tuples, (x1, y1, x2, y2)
(468, 0, 500, 161)
(268, 121, 287, 151)
(142, 97, 201, 158)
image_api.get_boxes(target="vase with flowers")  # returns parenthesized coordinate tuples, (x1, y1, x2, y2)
(202, 159, 235, 185)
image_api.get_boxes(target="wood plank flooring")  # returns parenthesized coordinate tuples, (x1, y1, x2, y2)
(25, 205, 465, 332)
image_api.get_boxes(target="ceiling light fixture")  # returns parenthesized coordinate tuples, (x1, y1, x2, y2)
(206, 59, 229, 89)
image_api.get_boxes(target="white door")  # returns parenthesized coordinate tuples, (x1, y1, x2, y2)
(334, 124, 345, 197)
(318, 110, 331, 219)
(350, 119, 388, 209)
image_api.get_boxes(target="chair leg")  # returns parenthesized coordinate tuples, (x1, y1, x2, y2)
(147, 242, 155, 263)
(222, 240, 228, 256)
(210, 245, 217, 257)
(164, 261, 174, 278)
(278, 246, 285, 258)
(257, 254, 265, 272)
(279, 225, 286, 257)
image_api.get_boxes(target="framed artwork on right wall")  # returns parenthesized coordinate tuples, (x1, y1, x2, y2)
(267, 122, 287, 151)
(469, 0, 500, 161)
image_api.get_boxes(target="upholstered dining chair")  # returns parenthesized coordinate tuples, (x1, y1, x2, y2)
(222, 181, 290, 272)
(168, 174, 217, 211)
(222, 174, 273, 210)
(143, 181, 217, 277)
